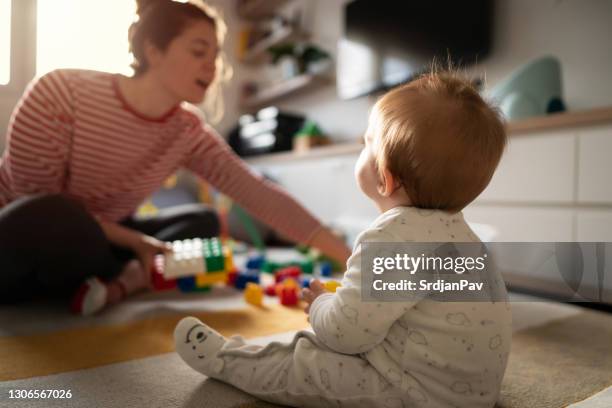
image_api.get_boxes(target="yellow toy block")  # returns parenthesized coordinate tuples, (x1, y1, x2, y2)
(324, 281, 341, 293)
(244, 282, 263, 306)
(195, 271, 228, 287)
(223, 245, 234, 271)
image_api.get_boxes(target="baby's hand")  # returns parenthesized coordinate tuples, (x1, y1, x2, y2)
(302, 279, 326, 314)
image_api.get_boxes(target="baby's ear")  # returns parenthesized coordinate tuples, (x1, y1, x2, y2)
(378, 167, 400, 197)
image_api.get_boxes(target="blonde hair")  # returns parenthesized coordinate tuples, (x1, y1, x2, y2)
(371, 71, 506, 212)
(191, 1, 233, 124)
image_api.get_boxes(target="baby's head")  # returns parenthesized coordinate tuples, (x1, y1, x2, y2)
(355, 72, 507, 213)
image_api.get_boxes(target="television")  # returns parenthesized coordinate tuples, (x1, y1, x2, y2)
(337, 0, 493, 100)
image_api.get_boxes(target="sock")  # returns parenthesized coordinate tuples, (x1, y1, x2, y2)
(70, 277, 108, 316)
(70, 260, 144, 316)
(174, 316, 227, 376)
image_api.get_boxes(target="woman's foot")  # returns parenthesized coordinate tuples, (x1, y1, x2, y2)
(174, 317, 227, 376)
(70, 277, 110, 315)
(70, 260, 150, 316)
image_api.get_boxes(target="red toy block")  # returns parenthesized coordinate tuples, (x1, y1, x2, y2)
(227, 269, 238, 286)
(275, 266, 301, 283)
(279, 286, 299, 306)
(265, 284, 277, 296)
(151, 255, 176, 291)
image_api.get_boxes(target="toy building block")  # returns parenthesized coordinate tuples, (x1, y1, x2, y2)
(151, 255, 177, 291)
(153, 237, 235, 293)
(319, 261, 332, 277)
(275, 266, 301, 283)
(276, 278, 298, 296)
(177, 276, 196, 292)
(244, 282, 263, 306)
(235, 270, 260, 290)
(261, 260, 281, 274)
(301, 277, 312, 288)
(227, 269, 238, 286)
(203, 237, 225, 272)
(195, 271, 228, 287)
(164, 238, 204, 279)
(279, 285, 299, 306)
(223, 245, 234, 271)
(297, 260, 313, 274)
(265, 283, 278, 296)
(161, 237, 228, 281)
(263, 259, 314, 275)
(246, 254, 265, 270)
(324, 280, 341, 293)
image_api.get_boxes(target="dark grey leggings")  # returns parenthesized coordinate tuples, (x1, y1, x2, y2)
(0, 194, 220, 304)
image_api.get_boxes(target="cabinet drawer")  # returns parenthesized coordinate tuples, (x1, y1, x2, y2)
(464, 205, 574, 241)
(577, 125, 612, 203)
(478, 131, 576, 203)
(577, 209, 612, 241)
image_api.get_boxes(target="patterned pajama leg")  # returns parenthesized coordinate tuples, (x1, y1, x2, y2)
(174, 317, 419, 408)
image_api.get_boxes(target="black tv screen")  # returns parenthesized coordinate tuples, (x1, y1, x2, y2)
(337, 0, 493, 99)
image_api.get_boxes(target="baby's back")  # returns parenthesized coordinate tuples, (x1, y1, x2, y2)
(363, 207, 512, 407)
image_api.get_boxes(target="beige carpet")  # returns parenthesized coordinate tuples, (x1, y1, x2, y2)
(2, 290, 611, 407)
(496, 308, 612, 408)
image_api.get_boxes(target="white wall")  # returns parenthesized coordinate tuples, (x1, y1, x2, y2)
(229, 0, 612, 142)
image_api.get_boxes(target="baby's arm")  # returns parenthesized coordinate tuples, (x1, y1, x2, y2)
(308, 229, 419, 355)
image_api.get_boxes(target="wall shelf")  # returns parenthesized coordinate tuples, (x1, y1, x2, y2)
(236, 0, 289, 20)
(240, 74, 325, 109)
(245, 106, 612, 166)
(241, 25, 303, 63)
(507, 106, 612, 135)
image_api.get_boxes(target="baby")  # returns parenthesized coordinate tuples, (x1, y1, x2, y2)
(174, 72, 511, 408)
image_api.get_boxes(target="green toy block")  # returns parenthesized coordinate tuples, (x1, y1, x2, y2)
(261, 259, 314, 274)
(190, 285, 213, 293)
(297, 260, 313, 274)
(203, 237, 224, 272)
(261, 260, 280, 274)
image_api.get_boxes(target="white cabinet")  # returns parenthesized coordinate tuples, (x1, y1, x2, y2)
(577, 125, 612, 203)
(577, 210, 612, 241)
(479, 131, 576, 203)
(463, 205, 574, 241)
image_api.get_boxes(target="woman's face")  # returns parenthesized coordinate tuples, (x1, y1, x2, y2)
(151, 19, 218, 104)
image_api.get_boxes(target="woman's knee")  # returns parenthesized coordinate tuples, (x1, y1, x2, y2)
(0, 194, 87, 224)
(156, 206, 220, 241)
(178, 206, 220, 238)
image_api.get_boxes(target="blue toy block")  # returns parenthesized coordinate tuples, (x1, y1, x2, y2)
(235, 269, 260, 290)
(246, 254, 265, 270)
(177, 276, 196, 292)
(320, 261, 332, 277)
(301, 277, 312, 288)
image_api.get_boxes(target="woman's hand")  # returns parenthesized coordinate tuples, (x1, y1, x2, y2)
(302, 279, 326, 314)
(97, 219, 171, 273)
(130, 234, 172, 275)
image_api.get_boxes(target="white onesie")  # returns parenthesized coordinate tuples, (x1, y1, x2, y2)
(174, 206, 512, 408)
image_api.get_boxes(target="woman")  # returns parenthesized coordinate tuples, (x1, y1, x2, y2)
(0, 0, 350, 314)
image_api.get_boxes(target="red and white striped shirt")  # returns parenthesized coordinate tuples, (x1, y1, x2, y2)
(0, 69, 321, 243)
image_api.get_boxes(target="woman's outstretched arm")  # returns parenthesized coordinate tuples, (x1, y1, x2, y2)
(184, 124, 350, 264)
